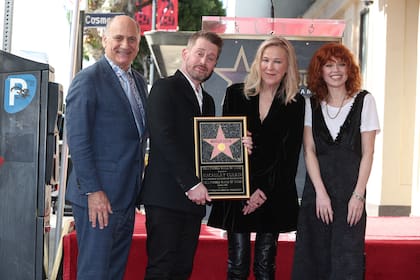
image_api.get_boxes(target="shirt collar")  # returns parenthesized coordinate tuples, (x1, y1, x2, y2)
(180, 69, 201, 94)
(105, 55, 132, 76)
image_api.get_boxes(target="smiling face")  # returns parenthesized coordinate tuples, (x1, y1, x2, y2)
(102, 16, 140, 71)
(260, 45, 288, 89)
(322, 57, 348, 90)
(181, 37, 219, 87)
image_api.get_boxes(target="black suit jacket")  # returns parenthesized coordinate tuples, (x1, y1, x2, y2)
(140, 70, 215, 217)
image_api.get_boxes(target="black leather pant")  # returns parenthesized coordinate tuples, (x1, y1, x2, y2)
(227, 232, 279, 280)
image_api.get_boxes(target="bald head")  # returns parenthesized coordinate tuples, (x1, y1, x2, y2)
(102, 15, 141, 71)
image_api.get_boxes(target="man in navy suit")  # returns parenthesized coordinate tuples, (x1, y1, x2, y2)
(65, 15, 148, 280)
(139, 31, 223, 279)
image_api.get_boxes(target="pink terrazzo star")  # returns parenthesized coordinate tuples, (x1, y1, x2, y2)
(203, 126, 240, 159)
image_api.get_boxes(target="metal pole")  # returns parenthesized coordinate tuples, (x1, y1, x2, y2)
(53, 0, 80, 260)
(152, 0, 157, 29)
(270, 0, 274, 18)
(2, 0, 14, 52)
(149, 0, 157, 84)
(270, 0, 275, 34)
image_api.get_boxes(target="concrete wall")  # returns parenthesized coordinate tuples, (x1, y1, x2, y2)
(225, 0, 315, 18)
(225, 0, 272, 17)
(274, 0, 314, 18)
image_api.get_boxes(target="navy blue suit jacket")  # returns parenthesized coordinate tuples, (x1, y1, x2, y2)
(65, 57, 148, 211)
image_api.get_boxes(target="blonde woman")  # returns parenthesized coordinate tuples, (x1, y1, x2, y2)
(208, 36, 304, 279)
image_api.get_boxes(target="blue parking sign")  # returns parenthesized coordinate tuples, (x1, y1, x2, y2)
(4, 74, 37, 113)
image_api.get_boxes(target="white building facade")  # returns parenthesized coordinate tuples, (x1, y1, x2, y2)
(226, 0, 420, 216)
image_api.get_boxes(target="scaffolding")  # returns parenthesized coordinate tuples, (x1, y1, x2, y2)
(2, 0, 14, 52)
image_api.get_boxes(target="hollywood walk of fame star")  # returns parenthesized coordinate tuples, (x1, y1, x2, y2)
(203, 126, 240, 160)
(214, 46, 250, 86)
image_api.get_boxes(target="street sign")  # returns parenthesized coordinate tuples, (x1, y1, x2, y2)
(84, 12, 124, 28)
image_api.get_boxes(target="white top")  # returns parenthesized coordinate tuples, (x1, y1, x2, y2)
(180, 69, 203, 111)
(304, 93, 381, 140)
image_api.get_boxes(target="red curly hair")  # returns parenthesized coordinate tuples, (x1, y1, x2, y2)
(307, 42, 362, 102)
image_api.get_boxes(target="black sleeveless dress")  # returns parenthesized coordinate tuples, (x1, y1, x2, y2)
(292, 91, 369, 280)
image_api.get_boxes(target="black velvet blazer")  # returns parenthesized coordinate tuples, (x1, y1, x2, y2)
(208, 83, 305, 232)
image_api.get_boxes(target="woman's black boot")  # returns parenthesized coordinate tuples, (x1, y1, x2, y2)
(253, 233, 279, 280)
(227, 232, 251, 280)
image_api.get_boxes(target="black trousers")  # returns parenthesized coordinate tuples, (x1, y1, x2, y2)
(144, 205, 202, 280)
(227, 232, 279, 280)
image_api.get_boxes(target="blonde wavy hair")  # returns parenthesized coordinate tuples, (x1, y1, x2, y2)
(244, 36, 300, 104)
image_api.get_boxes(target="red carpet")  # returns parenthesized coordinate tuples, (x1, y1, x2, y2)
(63, 214, 420, 280)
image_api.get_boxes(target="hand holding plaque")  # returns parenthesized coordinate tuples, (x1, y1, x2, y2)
(194, 116, 250, 199)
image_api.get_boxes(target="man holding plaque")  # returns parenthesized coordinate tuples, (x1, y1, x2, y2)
(139, 31, 223, 279)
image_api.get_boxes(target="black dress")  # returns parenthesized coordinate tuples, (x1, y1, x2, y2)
(292, 91, 369, 280)
(207, 83, 305, 233)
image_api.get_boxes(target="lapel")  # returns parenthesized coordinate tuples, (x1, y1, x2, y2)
(98, 57, 140, 130)
(201, 90, 215, 116)
(98, 58, 132, 109)
(175, 70, 201, 115)
(249, 95, 260, 118)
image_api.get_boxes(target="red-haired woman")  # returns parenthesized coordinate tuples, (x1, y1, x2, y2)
(292, 42, 380, 280)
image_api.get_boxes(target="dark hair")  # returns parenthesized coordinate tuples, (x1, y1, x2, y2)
(187, 31, 224, 58)
(307, 42, 362, 102)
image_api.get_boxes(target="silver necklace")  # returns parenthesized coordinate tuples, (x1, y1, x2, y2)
(326, 96, 346, 119)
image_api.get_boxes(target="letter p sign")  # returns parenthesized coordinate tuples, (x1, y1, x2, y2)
(4, 74, 37, 113)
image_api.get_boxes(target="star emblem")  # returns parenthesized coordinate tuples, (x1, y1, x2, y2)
(214, 46, 250, 86)
(203, 126, 240, 159)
